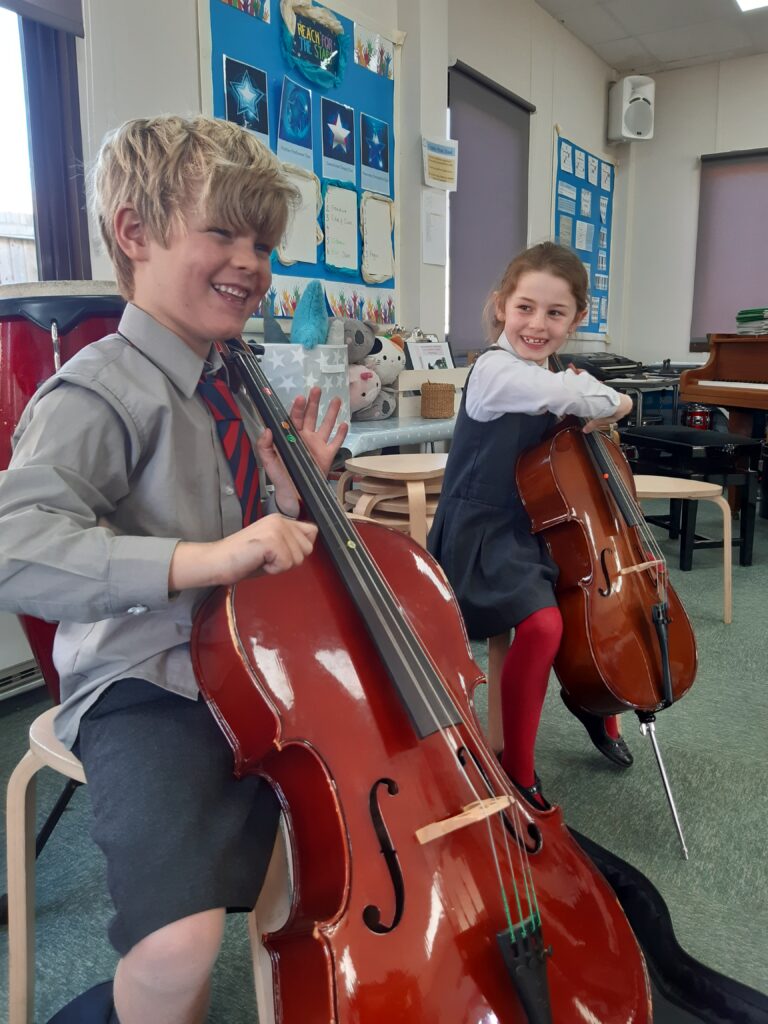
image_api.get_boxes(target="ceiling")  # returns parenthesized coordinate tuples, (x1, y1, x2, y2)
(535, 0, 768, 74)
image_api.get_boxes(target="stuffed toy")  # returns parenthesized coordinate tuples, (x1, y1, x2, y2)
(291, 280, 329, 349)
(363, 335, 405, 386)
(352, 385, 398, 421)
(263, 311, 290, 344)
(327, 317, 375, 364)
(349, 365, 381, 416)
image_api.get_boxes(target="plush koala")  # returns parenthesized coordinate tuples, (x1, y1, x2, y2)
(326, 318, 376, 364)
(348, 364, 382, 415)
(352, 386, 397, 421)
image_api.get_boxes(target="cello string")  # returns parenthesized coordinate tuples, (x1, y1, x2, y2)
(233, 344, 541, 925)
(590, 429, 668, 603)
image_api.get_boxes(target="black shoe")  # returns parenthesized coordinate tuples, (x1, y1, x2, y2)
(47, 980, 117, 1023)
(497, 754, 552, 811)
(511, 772, 552, 812)
(560, 690, 634, 769)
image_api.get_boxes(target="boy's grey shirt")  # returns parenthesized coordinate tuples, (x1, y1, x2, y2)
(0, 303, 269, 748)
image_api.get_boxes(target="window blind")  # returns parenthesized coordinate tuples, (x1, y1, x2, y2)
(447, 64, 531, 359)
(690, 151, 768, 346)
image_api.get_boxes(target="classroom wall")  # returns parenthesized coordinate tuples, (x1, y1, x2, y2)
(620, 52, 768, 363)
(446, 0, 624, 350)
(76, 0, 619, 341)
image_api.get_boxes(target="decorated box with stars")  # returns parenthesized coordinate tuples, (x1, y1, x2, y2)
(254, 342, 350, 426)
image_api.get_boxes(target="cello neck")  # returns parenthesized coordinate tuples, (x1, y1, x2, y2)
(548, 352, 641, 528)
(223, 339, 462, 738)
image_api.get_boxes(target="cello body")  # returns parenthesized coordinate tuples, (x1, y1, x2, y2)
(193, 523, 652, 1023)
(517, 419, 697, 716)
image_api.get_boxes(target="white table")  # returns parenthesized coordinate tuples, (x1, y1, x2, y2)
(342, 415, 457, 457)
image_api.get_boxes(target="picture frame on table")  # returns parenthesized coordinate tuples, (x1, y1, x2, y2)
(405, 339, 455, 371)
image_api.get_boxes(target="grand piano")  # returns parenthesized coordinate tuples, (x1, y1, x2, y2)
(679, 333, 768, 434)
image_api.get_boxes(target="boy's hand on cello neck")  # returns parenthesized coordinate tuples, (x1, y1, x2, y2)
(256, 386, 348, 519)
(583, 391, 633, 434)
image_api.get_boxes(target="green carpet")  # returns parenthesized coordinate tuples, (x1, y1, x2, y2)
(1, 503, 766, 1022)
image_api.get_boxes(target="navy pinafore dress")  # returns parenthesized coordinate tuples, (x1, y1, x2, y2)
(427, 353, 559, 640)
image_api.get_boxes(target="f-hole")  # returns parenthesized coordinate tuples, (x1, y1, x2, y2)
(362, 778, 405, 934)
(598, 548, 613, 596)
(457, 747, 542, 853)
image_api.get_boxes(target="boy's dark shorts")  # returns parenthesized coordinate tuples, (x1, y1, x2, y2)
(75, 678, 281, 956)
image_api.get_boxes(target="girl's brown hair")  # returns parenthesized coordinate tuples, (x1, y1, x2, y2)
(483, 241, 589, 342)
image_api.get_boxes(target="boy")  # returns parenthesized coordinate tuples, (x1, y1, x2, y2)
(0, 115, 347, 1023)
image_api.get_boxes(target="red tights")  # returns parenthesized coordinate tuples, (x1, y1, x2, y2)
(499, 607, 563, 789)
(498, 606, 619, 787)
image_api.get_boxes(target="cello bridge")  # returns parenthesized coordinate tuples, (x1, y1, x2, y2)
(415, 796, 511, 845)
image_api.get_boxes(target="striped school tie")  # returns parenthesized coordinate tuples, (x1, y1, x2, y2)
(197, 371, 261, 526)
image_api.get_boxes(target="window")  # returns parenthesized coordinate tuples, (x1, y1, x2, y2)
(0, 7, 37, 284)
(447, 63, 532, 361)
(0, 0, 89, 282)
(690, 151, 768, 349)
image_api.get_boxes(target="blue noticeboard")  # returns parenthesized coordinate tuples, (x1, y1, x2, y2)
(207, 0, 397, 323)
(554, 134, 614, 337)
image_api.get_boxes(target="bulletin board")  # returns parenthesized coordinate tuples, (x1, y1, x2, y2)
(199, 0, 400, 323)
(553, 131, 614, 339)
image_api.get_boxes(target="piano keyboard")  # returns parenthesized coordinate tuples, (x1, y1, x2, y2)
(698, 380, 768, 391)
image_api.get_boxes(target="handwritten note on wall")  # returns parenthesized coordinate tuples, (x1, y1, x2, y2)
(361, 192, 394, 284)
(324, 185, 358, 272)
(279, 169, 320, 265)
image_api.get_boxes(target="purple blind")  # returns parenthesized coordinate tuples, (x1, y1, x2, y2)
(690, 153, 768, 344)
(447, 66, 530, 358)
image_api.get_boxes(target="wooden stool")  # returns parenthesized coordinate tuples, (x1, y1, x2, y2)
(340, 453, 448, 547)
(633, 474, 732, 624)
(5, 706, 288, 1024)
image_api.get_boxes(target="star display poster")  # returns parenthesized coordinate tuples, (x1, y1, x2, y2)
(321, 96, 356, 184)
(224, 57, 269, 144)
(360, 112, 390, 195)
(554, 133, 613, 337)
(276, 76, 314, 173)
(209, 0, 396, 305)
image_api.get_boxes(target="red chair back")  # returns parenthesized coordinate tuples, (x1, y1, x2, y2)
(0, 284, 124, 702)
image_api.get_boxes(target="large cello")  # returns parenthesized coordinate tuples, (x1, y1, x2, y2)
(516, 354, 697, 855)
(191, 340, 653, 1023)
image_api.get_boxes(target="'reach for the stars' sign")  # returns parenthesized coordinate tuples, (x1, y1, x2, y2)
(291, 12, 339, 74)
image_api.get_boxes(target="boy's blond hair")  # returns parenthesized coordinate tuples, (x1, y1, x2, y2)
(91, 115, 299, 298)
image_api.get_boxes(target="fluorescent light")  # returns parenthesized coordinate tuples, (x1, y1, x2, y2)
(736, 0, 768, 11)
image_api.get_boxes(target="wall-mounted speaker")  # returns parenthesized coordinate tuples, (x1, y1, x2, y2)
(607, 75, 655, 142)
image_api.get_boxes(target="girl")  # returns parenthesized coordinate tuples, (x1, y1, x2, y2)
(428, 242, 634, 810)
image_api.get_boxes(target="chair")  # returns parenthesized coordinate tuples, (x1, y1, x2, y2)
(338, 453, 448, 546)
(5, 705, 291, 1024)
(633, 474, 732, 624)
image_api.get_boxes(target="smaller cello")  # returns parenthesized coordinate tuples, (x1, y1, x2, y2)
(516, 354, 697, 857)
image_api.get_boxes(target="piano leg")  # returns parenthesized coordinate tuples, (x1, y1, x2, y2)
(728, 409, 754, 437)
(726, 410, 758, 515)
(739, 471, 758, 567)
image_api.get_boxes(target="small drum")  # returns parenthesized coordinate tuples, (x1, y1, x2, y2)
(0, 281, 124, 470)
(682, 403, 713, 430)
